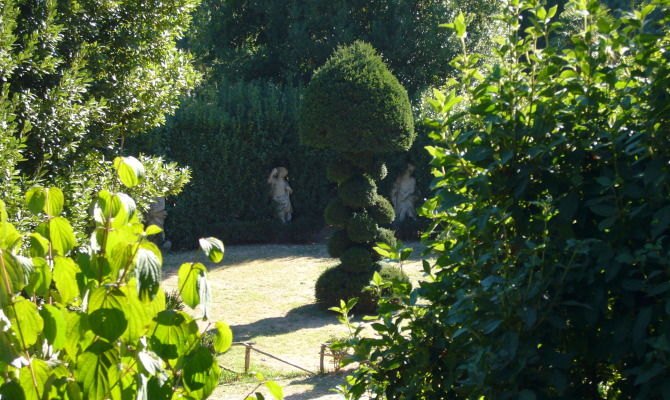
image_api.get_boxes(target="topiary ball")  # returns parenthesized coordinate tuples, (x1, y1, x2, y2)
(340, 246, 375, 272)
(376, 227, 398, 248)
(368, 195, 395, 225)
(339, 175, 376, 209)
(299, 41, 415, 154)
(315, 265, 380, 313)
(326, 158, 356, 183)
(325, 198, 351, 227)
(368, 159, 388, 181)
(327, 229, 351, 258)
(347, 212, 378, 243)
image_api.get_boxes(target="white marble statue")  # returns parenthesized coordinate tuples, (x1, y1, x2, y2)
(146, 196, 171, 250)
(391, 163, 417, 223)
(268, 167, 293, 223)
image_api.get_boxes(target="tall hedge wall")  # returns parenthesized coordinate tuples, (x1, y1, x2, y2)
(130, 79, 331, 248)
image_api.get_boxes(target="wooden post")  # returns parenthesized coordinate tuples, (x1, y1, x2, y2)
(319, 344, 327, 374)
(244, 344, 252, 373)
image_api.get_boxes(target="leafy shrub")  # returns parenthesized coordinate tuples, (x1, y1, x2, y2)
(341, 1, 670, 398)
(324, 198, 351, 227)
(130, 78, 330, 248)
(301, 42, 415, 311)
(0, 157, 232, 399)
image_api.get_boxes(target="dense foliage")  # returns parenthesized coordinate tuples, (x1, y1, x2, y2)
(301, 42, 415, 312)
(129, 79, 330, 248)
(186, 0, 503, 98)
(0, 0, 198, 234)
(0, 157, 232, 400)
(340, 0, 670, 398)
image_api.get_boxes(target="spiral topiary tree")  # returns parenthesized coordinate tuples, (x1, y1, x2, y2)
(300, 41, 415, 312)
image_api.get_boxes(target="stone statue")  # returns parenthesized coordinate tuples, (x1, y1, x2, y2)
(391, 163, 417, 223)
(268, 167, 293, 223)
(146, 197, 171, 250)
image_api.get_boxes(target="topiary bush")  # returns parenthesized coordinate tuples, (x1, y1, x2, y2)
(300, 41, 415, 311)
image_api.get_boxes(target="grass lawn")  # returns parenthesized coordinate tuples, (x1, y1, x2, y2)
(161, 242, 427, 399)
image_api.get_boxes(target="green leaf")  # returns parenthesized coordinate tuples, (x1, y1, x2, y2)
(213, 321, 233, 353)
(44, 187, 64, 217)
(114, 156, 145, 188)
(371, 271, 382, 286)
(178, 262, 207, 308)
(198, 273, 211, 319)
(76, 340, 121, 400)
(199, 237, 224, 263)
(25, 187, 46, 215)
(25, 257, 51, 297)
(28, 233, 49, 257)
(182, 345, 220, 398)
(9, 297, 44, 348)
(40, 304, 67, 351)
(89, 308, 128, 341)
(150, 310, 199, 363)
(53, 256, 80, 304)
(0, 380, 25, 400)
(37, 217, 76, 256)
(135, 247, 162, 301)
(19, 358, 50, 400)
(0, 220, 21, 250)
(145, 225, 163, 236)
(265, 381, 283, 400)
(453, 12, 467, 39)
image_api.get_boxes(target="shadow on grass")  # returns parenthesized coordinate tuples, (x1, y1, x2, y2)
(230, 304, 338, 342)
(283, 372, 348, 400)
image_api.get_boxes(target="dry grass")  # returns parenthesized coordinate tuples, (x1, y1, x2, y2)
(161, 242, 427, 399)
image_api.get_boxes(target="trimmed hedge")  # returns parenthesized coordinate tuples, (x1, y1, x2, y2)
(129, 79, 332, 248)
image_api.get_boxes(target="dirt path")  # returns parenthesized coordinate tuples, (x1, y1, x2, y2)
(162, 243, 425, 399)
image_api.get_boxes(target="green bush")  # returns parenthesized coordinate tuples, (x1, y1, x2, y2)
(338, 175, 377, 209)
(130, 79, 331, 248)
(326, 158, 356, 183)
(300, 41, 415, 153)
(301, 42, 415, 311)
(327, 229, 352, 258)
(0, 157, 235, 399)
(342, 1, 670, 398)
(347, 212, 379, 244)
(324, 198, 351, 227)
(315, 267, 381, 314)
(368, 195, 395, 226)
(340, 247, 375, 271)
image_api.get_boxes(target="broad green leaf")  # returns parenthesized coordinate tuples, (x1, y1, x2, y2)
(0, 380, 24, 400)
(25, 186, 46, 215)
(145, 225, 163, 236)
(453, 12, 466, 39)
(109, 242, 134, 281)
(371, 271, 382, 286)
(53, 256, 80, 304)
(89, 308, 128, 341)
(198, 273, 211, 319)
(28, 233, 49, 257)
(44, 187, 64, 217)
(182, 345, 220, 398)
(265, 381, 283, 400)
(25, 257, 51, 297)
(76, 340, 121, 400)
(37, 217, 76, 256)
(114, 156, 145, 188)
(177, 262, 207, 308)
(19, 358, 50, 400)
(0, 220, 21, 250)
(135, 247, 162, 301)
(0, 252, 28, 307)
(40, 304, 67, 351)
(64, 312, 95, 360)
(115, 192, 137, 222)
(199, 237, 224, 263)
(213, 321, 233, 353)
(10, 297, 44, 348)
(149, 310, 199, 364)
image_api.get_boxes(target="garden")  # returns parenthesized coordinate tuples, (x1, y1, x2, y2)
(1, 0, 670, 399)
